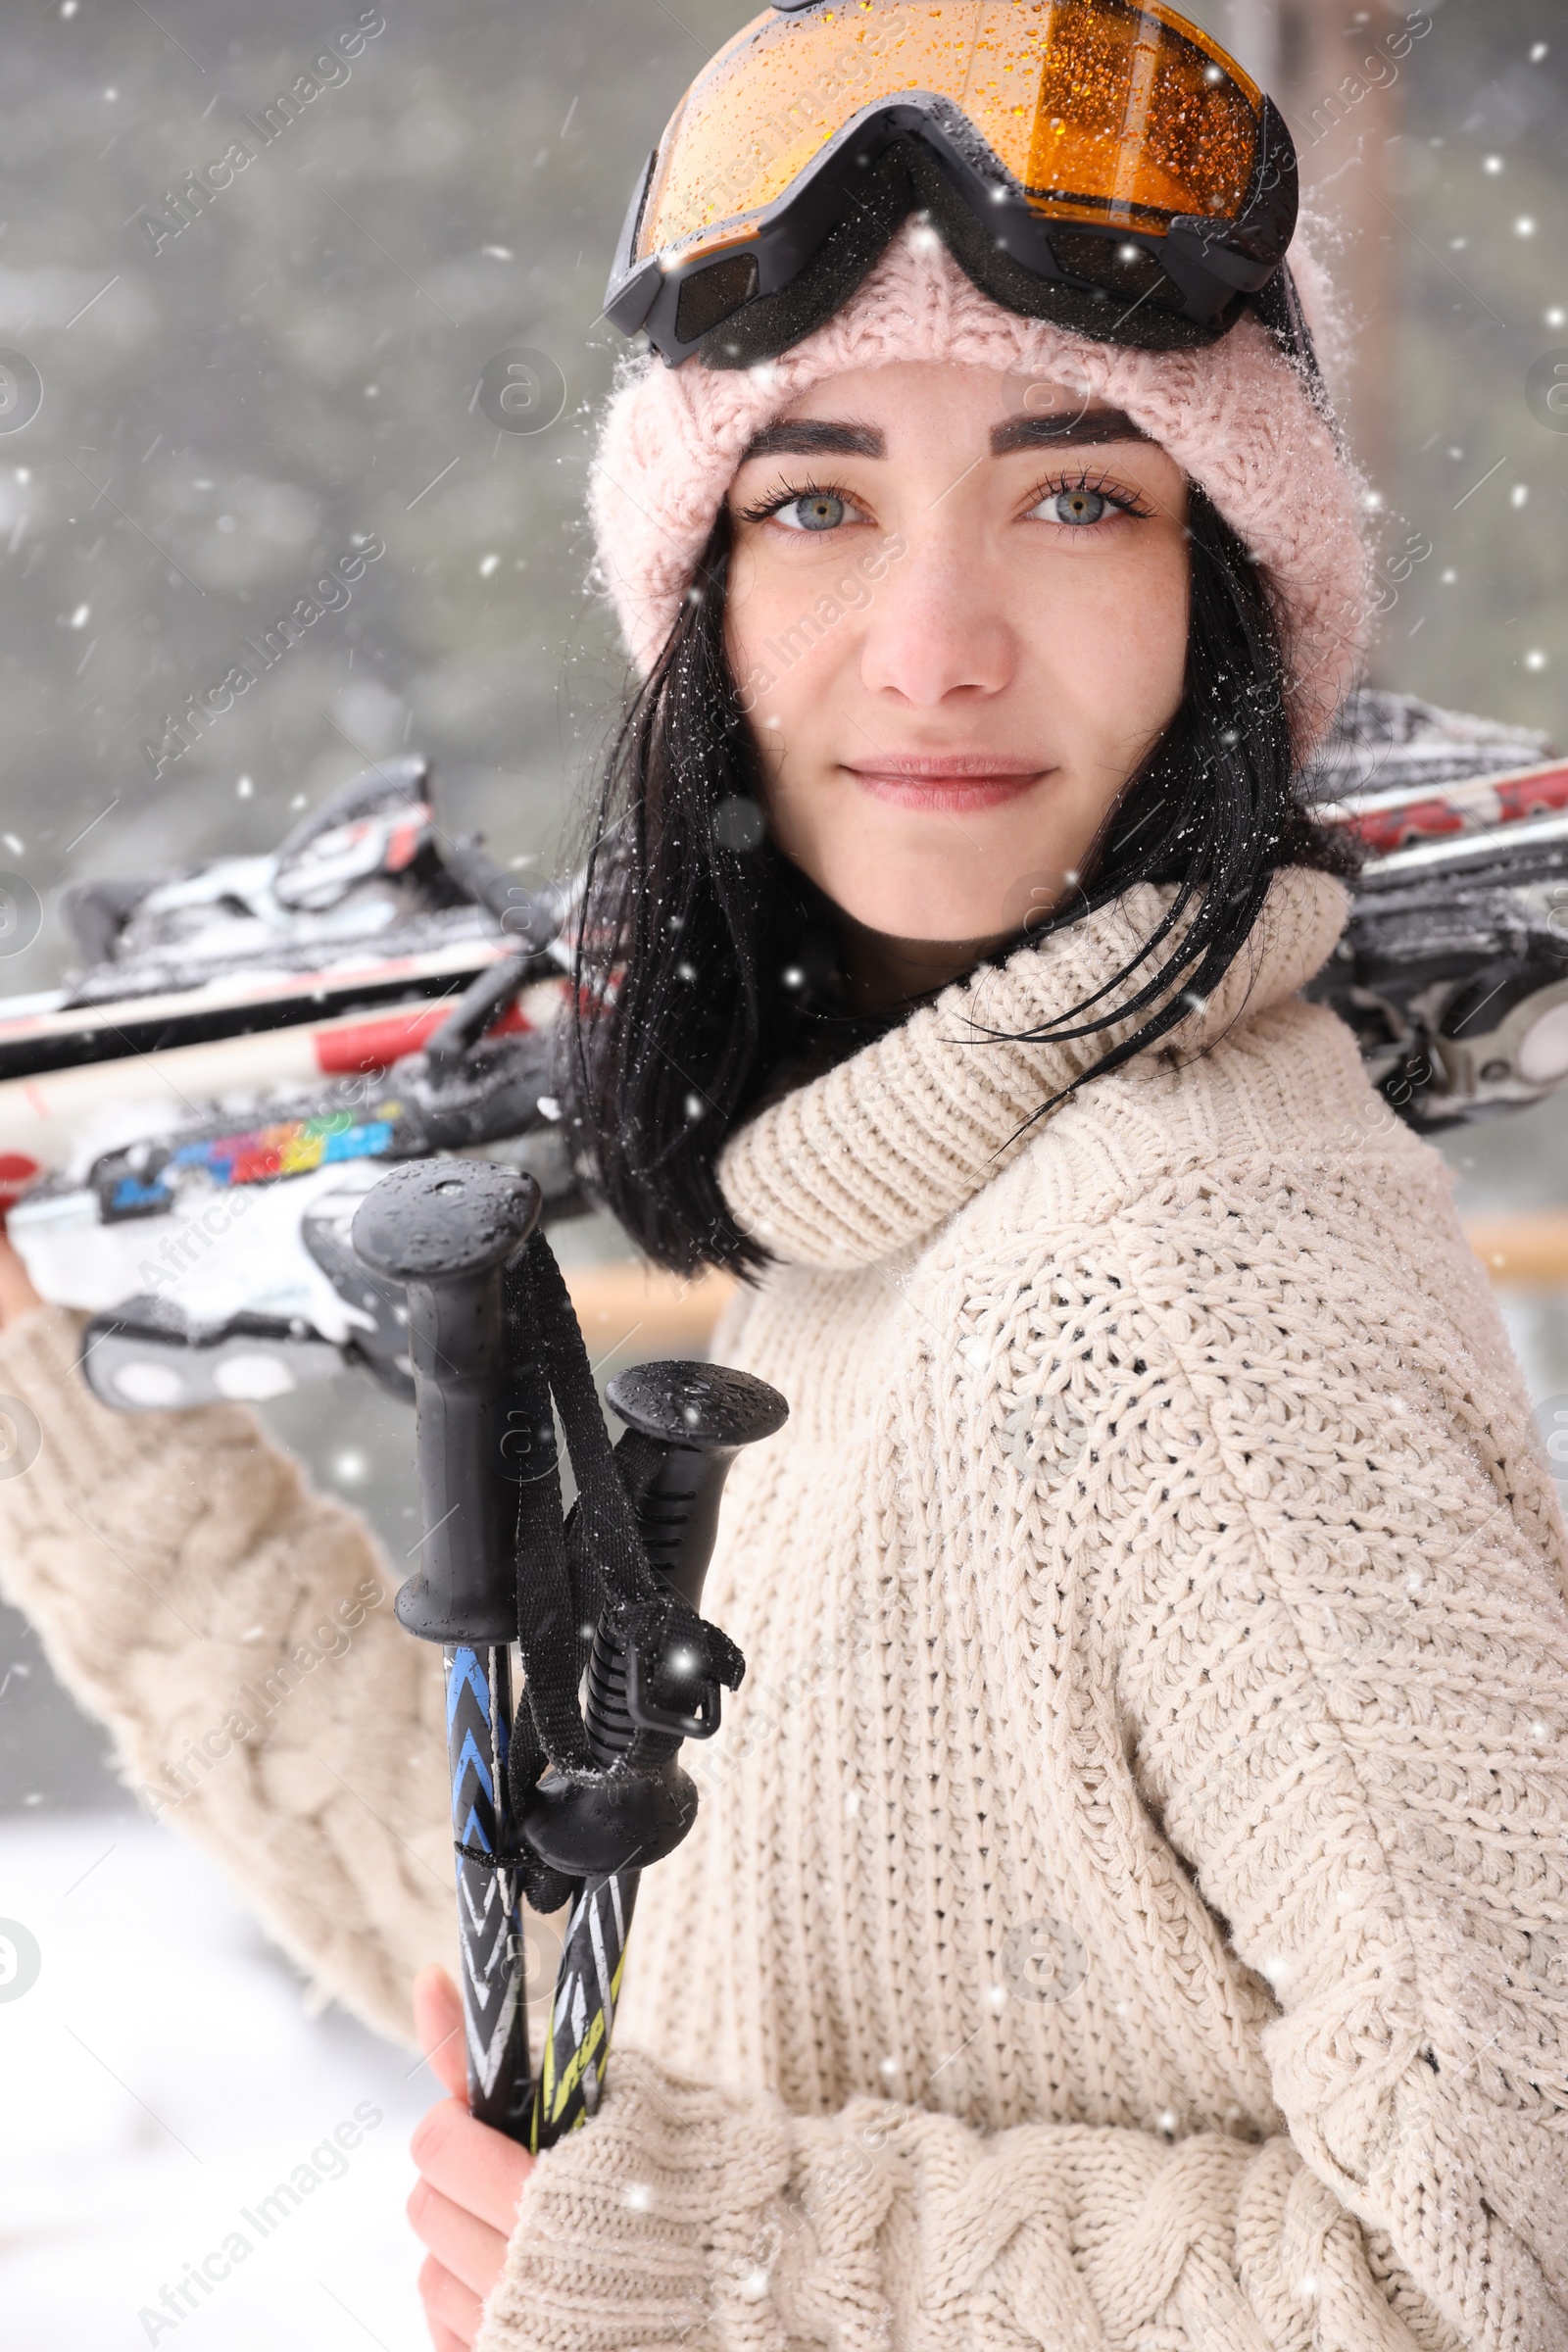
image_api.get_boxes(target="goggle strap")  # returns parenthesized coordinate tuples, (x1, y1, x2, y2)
(1250, 264, 1325, 399)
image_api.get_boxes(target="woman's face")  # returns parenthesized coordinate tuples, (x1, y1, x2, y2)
(724, 358, 1191, 995)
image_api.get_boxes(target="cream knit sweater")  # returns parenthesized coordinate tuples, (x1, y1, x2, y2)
(2, 868, 1565, 2352)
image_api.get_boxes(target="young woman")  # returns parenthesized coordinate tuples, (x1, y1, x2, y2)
(2, 9, 1565, 2351)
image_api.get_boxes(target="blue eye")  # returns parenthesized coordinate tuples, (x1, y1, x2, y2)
(1041, 487, 1110, 526)
(777, 491, 851, 532)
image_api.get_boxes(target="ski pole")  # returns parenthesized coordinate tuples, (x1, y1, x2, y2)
(523, 1359, 786, 2148)
(354, 1154, 785, 2146)
(352, 1157, 544, 2141)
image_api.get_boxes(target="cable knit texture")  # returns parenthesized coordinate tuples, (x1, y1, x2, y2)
(0, 1310, 457, 2036)
(2, 870, 1565, 2351)
(588, 221, 1373, 758)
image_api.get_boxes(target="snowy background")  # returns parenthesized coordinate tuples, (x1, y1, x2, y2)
(2, 0, 1568, 2345)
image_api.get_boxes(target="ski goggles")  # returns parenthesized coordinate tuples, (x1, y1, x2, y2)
(606, 0, 1303, 369)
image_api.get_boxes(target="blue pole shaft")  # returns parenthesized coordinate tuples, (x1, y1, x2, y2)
(445, 1641, 532, 2140)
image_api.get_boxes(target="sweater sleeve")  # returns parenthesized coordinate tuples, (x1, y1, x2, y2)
(0, 1302, 454, 2040)
(480, 2046, 1459, 2352)
(473, 1314, 1568, 2352)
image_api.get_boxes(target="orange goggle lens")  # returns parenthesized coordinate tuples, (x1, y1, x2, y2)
(636, 0, 1262, 269)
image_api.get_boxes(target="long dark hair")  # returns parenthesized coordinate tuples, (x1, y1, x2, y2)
(564, 485, 1356, 1276)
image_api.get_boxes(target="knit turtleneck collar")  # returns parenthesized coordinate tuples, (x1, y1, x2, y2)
(718, 867, 1349, 1272)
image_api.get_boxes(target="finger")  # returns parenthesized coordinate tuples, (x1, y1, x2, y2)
(0, 1235, 42, 1327)
(419, 2252, 485, 2351)
(408, 2177, 511, 2302)
(410, 2094, 532, 2237)
(413, 1963, 468, 2100)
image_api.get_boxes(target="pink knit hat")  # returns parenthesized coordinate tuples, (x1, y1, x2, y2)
(588, 220, 1374, 761)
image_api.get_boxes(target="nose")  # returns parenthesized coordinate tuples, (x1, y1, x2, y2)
(858, 527, 1016, 707)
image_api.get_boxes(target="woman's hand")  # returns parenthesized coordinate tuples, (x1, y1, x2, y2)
(409, 1964, 533, 2352)
(0, 1232, 41, 1328)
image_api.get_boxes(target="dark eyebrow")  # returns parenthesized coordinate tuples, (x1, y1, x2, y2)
(737, 419, 886, 464)
(991, 407, 1153, 454)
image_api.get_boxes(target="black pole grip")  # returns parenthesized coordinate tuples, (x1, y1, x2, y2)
(352, 1159, 541, 1642)
(520, 1359, 786, 1879)
(605, 1360, 789, 1617)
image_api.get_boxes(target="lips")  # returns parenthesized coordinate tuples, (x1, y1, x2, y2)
(843, 756, 1047, 813)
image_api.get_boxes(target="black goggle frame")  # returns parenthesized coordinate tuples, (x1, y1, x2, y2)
(606, 89, 1304, 373)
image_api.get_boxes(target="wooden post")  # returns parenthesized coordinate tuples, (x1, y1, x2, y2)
(1202, 0, 1407, 492)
